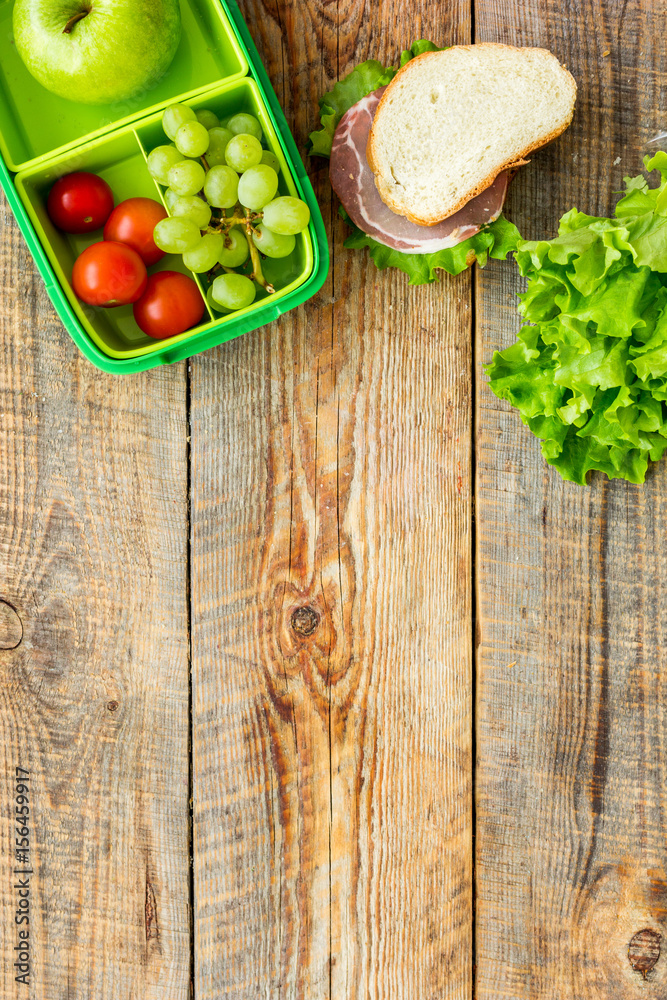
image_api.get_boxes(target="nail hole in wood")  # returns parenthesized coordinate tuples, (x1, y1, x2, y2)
(0, 601, 23, 649)
(107, 700, 119, 712)
(628, 928, 661, 979)
(291, 606, 320, 637)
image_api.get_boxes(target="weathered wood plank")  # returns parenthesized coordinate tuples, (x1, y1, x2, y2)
(475, 2, 667, 996)
(191, 2, 474, 997)
(0, 199, 191, 999)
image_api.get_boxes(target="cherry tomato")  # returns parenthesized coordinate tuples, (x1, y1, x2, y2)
(103, 197, 168, 266)
(47, 172, 114, 234)
(72, 242, 147, 308)
(133, 271, 206, 339)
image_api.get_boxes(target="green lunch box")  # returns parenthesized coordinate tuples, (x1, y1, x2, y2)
(0, 0, 329, 373)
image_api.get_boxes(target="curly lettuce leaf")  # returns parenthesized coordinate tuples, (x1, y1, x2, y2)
(341, 209, 521, 284)
(400, 39, 442, 65)
(308, 40, 441, 157)
(308, 61, 395, 156)
(487, 152, 667, 484)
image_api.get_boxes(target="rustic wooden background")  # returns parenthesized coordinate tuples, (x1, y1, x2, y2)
(1, 0, 666, 997)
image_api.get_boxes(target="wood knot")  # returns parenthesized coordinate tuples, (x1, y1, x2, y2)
(0, 601, 23, 649)
(291, 606, 320, 637)
(628, 928, 661, 979)
(107, 700, 119, 712)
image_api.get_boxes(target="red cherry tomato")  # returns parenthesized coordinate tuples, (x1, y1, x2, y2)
(72, 242, 147, 308)
(47, 172, 114, 234)
(133, 271, 206, 339)
(103, 197, 168, 266)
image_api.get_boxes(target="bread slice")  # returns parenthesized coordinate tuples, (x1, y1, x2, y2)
(367, 44, 577, 226)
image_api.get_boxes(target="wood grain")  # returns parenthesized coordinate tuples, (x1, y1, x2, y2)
(474, 1, 667, 997)
(0, 197, 191, 999)
(191, 2, 474, 997)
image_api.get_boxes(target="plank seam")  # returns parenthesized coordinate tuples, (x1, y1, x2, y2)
(470, 11, 478, 1000)
(187, 363, 195, 1000)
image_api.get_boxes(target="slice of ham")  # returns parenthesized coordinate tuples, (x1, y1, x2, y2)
(330, 87, 509, 254)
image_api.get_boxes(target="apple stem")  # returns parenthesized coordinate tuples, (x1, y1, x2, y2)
(63, 9, 89, 33)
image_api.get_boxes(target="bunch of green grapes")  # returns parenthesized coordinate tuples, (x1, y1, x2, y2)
(146, 103, 311, 314)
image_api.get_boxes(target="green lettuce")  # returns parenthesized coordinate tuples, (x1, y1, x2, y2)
(309, 41, 520, 282)
(341, 208, 521, 285)
(487, 152, 667, 485)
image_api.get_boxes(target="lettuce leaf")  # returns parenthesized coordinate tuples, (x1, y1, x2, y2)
(310, 41, 520, 283)
(487, 152, 667, 484)
(308, 60, 396, 156)
(341, 209, 521, 284)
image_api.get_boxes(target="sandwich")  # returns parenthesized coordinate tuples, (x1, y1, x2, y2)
(310, 41, 577, 284)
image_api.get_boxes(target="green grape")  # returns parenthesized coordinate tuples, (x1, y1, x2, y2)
(164, 187, 180, 214)
(262, 196, 311, 235)
(175, 121, 210, 158)
(224, 134, 262, 172)
(196, 109, 219, 129)
(205, 148, 228, 168)
(238, 164, 279, 211)
(204, 165, 239, 209)
(207, 285, 230, 315)
(206, 126, 234, 166)
(218, 228, 249, 268)
(171, 195, 212, 230)
(147, 145, 184, 185)
(153, 217, 201, 254)
(163, 104, 197, 140)
(183, 233, 224, 273)
(211, 273, 256, 311)
(252, 223, 295, 259)
(208, 126, 233, 151)
(261, 149, 281, 172)
(167, 159, 206, 197)
(227, 113, 263, 140)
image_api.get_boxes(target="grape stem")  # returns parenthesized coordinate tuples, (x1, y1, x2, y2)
(206, 213, 251, 235)
(189, 161, 276, 292)
(245, 223, 274, 295)
(225, 213, 251, 228)
(207, 263, 236, 279)
(206, 217, 247, 238)
(204, 208, 276, 294)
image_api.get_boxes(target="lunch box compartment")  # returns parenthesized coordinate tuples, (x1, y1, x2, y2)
(16, 131, 212, 354)
(0, 0, 247, 172)
(15, 77, 314, 361)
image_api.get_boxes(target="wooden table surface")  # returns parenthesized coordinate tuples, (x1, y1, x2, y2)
(2, 0, 667, 997)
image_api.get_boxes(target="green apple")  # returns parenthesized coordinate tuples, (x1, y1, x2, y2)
(13, 0, 182, 105)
